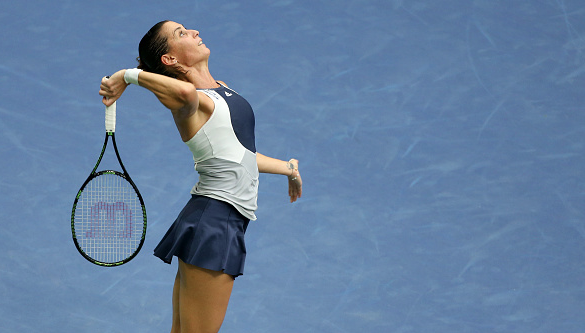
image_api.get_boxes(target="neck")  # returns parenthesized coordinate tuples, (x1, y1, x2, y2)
(178, 61, 219, 89)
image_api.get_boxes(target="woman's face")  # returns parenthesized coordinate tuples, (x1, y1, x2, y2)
(162, 21, 209, 68)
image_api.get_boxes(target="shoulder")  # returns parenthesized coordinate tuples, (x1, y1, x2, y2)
(217, 80, 228, 88)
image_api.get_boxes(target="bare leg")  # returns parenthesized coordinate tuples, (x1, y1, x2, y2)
(176, 258, 235, 333)
(170, 270, 181, 333)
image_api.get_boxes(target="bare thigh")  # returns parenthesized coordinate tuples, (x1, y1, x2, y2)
(176, 259, 235, 333)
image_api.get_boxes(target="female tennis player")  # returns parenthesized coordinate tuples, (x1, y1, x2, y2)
(99, 20, 302, 333)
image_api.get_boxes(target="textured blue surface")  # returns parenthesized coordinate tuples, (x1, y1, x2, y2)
(1, 1, 584, 332)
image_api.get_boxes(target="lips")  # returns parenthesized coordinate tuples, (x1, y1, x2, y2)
(198, 40, 203, 46)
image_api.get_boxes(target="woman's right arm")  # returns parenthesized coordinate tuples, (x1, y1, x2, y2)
(99, 69, 198, 112)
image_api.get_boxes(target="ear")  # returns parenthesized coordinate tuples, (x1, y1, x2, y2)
(161, 54, 177, 66)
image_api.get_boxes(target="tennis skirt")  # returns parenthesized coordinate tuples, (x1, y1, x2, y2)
(153, 194, 250, 277)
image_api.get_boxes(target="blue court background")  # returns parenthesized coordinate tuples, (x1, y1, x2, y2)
(1, 0, 584, 332)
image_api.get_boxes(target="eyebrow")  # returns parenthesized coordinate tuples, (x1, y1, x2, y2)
(173, 26, 184, 37)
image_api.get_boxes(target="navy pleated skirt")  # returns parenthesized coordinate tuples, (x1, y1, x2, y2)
(153, 194, 250, 277)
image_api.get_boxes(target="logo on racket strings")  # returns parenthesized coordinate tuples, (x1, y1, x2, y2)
(86, 202, 135, 238)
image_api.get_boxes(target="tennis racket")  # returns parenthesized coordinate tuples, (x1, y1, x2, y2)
(71, 100, 147, 267)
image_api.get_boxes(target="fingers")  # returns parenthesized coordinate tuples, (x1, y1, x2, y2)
(99, 72, 126, 106)
(99, 76, 113, 105)
(287, 159, 302, 203)
(100, 75, 111, 89)
(102, 95, 115, 107)
(297, 180, 302, 199)
(288, 175, 302, 203)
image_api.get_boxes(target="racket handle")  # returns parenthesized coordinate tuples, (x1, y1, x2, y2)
(105, 101, 117, 133)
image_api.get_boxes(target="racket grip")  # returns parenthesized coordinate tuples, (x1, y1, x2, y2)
(105, 101, 117, 133)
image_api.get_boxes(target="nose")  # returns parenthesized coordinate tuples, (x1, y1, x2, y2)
(190, 29, 199, 38)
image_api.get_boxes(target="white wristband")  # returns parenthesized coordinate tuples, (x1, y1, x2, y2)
(124, 68, 142, 85)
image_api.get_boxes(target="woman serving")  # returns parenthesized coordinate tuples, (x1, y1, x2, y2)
(99, 20, 302, 333)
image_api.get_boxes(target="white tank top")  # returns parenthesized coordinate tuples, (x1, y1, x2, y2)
(184, 85, 259, 220)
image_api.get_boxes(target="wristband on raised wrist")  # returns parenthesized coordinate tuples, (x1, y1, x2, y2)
(124, 68, 142, 85)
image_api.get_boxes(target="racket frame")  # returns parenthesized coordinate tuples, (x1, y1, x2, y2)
(71, 102, 147, 267)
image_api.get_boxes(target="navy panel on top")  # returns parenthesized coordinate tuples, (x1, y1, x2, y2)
(213, 85, 256, 153)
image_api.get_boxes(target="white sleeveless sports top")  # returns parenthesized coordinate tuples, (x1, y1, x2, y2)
(184, 84, 258, 220)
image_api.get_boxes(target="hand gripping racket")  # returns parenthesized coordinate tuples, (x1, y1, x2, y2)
(71, 101, 147, 267)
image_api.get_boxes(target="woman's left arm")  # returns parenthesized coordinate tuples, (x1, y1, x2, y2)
(256, 153, 302, 203)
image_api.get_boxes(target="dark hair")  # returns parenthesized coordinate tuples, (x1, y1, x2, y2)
(137, 20, 176, 77)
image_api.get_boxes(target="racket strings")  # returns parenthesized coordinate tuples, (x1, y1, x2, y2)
(74, 173, 144, 264)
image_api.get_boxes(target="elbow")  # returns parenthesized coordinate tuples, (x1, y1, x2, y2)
(177, 83, 198, 106)
(169, 83, 199, 118)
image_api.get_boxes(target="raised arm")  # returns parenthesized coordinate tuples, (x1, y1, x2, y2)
(256, 153, 302, 203)
(99, 69, 204, 141)
(99, 69, 198, 111)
